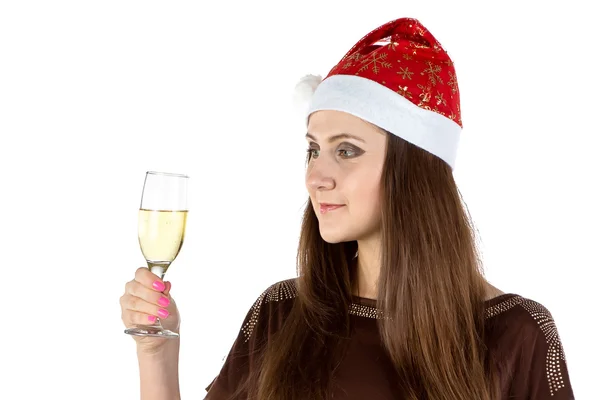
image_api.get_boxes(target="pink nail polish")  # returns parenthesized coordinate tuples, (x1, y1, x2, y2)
(158, 296, 170, 307)
(148, 315, 157, 323)
(152, 281, 165, 291)
(158, 308, 169, 319)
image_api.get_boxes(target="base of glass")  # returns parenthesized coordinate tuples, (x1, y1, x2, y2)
(124, 325, 179, 338)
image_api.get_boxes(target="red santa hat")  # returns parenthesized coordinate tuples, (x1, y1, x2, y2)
(294, 17, 462, 170)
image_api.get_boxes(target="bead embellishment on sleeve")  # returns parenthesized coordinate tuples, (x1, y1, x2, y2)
(519, 298, 569, 397)
(484, 295, 524, 319)
(484, 295, 570, 397)
(241, 279, 298, 343)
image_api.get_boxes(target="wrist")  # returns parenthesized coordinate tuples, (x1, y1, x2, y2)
(137, 339, 181, 400)
(137, 338, 180, 359)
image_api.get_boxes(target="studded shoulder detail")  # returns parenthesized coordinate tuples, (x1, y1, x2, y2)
(485, 294, 525, 319)
(241, 279, 298, 342)
(263, 278, 299, 303)
(516, 297, 570, 396)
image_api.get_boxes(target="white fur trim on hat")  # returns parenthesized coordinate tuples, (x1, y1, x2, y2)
(306, 74, 461, 170)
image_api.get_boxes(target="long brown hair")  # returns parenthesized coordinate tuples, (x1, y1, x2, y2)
(235, 129, 502, 399)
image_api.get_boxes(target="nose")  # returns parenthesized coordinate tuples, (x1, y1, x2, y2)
(306, 157, 336, 191)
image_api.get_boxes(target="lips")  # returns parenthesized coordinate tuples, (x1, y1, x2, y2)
(319, 203, 345, 214)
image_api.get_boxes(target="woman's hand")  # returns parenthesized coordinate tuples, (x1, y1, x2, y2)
(120, 267, 181, 354)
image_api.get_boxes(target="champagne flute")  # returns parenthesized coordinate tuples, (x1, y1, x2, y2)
(124, 171, 189, 338)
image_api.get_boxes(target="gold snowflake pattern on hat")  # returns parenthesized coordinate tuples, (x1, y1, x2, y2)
(327, 18, 462, 127)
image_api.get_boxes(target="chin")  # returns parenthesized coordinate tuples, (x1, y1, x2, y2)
(319, 235, 346, 244)
(319, 222, 380, 244)
(318, 226, 355, 244)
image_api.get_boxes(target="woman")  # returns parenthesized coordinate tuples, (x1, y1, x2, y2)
(120, 17, 575, 400)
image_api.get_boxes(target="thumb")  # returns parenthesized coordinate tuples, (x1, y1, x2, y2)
(163, 281, 172, 297)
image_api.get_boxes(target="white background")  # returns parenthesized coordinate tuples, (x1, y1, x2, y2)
(0, 1, 596, 398)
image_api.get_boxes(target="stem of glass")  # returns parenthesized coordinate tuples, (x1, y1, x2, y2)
(147, 261, 169, 330)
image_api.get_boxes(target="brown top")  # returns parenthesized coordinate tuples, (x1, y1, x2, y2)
(204, 279, 575, 399)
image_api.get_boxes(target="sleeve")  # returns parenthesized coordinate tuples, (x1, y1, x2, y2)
(509, 301, 575, 399)
(203, 285, 277, 400)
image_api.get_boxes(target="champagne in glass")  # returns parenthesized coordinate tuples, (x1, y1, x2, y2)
(124, 171, 189, 338)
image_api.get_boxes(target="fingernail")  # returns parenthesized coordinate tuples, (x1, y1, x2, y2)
(148, 315, 157, 323)
(158, 296, 170, 307)
(158, 308, 169, 319)
(152, 281, 165, 291)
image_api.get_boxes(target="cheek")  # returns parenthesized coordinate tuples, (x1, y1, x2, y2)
(348, 169, 382, 211)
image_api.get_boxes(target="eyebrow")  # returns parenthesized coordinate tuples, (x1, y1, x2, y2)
(305, 132, 366, 144)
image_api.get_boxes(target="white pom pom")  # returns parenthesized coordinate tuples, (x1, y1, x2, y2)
(293, 74, 322, 115)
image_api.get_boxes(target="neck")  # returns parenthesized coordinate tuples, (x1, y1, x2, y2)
(353, 236, 381, 300)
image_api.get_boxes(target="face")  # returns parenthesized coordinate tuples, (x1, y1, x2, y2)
(305, 110, 387, 244)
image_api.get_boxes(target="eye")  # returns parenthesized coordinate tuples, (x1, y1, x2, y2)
(337, 143, 364, 158)
(306, 148, 319, 159)
(338, 148, 356, 158)
(305, 143, 363, 161)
